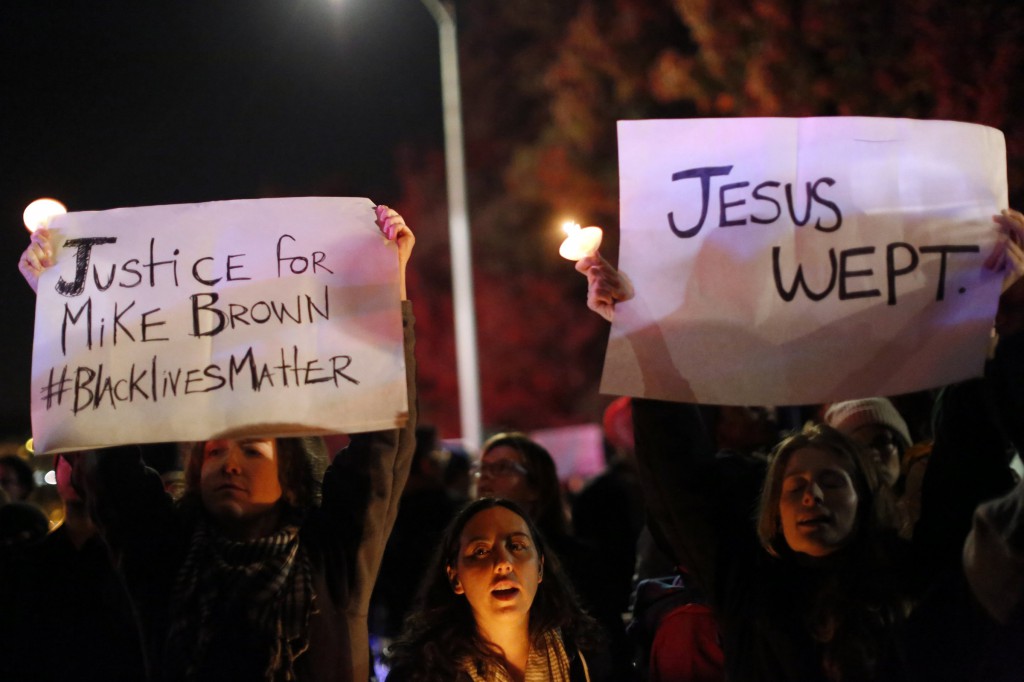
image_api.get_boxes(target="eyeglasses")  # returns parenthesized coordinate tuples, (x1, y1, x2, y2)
(471, 460, 528, 479)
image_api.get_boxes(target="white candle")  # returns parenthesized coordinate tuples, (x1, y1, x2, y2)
(559, 221, 603, 261)
(23, 198, 67, 232)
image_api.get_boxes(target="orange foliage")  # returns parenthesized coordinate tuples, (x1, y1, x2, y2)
(389, 0, 1024, 440)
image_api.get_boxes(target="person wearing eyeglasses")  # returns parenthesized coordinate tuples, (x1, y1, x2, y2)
(474, 434, 563, 538)
(473, 433, 630, 677)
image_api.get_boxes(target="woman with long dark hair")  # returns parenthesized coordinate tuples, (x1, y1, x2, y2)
(473, 432, 629, 675)
(386, 498, 606, 682)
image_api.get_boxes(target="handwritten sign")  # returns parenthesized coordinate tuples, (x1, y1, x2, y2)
(602, 117, 1007, 405)
(31, 197, 407, 453)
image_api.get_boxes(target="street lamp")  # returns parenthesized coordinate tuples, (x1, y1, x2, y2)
(418, 0, 482, 450)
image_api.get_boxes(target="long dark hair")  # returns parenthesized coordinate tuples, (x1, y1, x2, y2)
(481, 433, 569, 538)
(386, 498, 603, 681)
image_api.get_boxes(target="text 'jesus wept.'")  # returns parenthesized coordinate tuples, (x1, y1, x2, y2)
(665, 164, 980, 305)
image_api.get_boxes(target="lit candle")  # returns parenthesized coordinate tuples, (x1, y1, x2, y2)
(23, 198, 67, 232)
(559, 221, 603, 261)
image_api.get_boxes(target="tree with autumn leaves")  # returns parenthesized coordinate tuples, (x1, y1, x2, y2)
(395, 0, 1024, 440)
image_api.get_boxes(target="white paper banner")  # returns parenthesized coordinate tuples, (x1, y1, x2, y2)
(603, 117, 1007, 405)
(31, 197, 407, 453)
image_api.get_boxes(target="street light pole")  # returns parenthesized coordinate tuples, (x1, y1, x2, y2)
(418, 0, 482, 450)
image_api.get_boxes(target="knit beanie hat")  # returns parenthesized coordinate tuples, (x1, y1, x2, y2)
(824, 398, 912, 449)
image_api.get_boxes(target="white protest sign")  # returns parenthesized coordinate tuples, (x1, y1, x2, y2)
(31, 197, 407, 453)
(603, 117, 1007, 405)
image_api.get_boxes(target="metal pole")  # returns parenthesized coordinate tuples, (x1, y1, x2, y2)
(418, 0, 482, 450)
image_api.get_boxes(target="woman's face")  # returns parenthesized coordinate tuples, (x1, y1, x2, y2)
(778, 446, 859, 557)
(200, 438, 283, 538)
(848, 423, 901, 488)
(474, 445, 536, 509)
(448, 505, 543, 629)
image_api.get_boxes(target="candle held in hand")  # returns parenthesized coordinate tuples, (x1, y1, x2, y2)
(23, 198, 67, 232)
(559, 221, 603, 261)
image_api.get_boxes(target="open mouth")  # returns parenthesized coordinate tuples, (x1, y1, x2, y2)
(797, 516, 831, 528)
(491, 580, 521, 600)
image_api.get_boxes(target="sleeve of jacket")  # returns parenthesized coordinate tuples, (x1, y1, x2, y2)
(915, 331, 1021, 579)
(319, 300, 417, 682)
(80, 443, 183, 665)
(85, 444, 181, 570)
(963, 475, 1024, 626)
(632, 398, 722, 595)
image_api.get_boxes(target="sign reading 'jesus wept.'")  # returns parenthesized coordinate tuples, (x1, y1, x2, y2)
(31, 197, 407, 454)
(602, 118, 1007, 405)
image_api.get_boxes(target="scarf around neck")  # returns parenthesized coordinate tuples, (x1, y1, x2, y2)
(460, 628, 588, 682)
(165, 518, 314, 681)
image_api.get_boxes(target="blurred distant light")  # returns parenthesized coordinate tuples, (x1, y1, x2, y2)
(23, 198, 66, 232)
(44, 470, 57, 485)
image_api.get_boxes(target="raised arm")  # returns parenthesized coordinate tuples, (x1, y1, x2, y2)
(313, 205, 418, 682)
(912, 209, 1024, 579)
(632, 398, 769, 603)
(376, 204, 415, 301)
(576, 256, 763, 598)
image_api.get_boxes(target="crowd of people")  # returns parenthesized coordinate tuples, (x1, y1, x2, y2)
(0, 205, 1022, 682)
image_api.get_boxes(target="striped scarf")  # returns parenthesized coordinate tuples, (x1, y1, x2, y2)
(165, 519, 314, 681)
(459, 629, 590, 682)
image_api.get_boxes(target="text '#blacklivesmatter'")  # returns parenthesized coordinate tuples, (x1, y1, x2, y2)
(39, 346, 360, 415)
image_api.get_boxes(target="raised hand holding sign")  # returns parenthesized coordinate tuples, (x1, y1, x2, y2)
(26, 197, 408, 453)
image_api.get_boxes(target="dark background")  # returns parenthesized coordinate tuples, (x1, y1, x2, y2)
(3, 1, 1022, 444)
(1, 0, 444, 439)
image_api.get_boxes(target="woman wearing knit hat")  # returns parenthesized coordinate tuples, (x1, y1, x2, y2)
(823, 398, 911, 488)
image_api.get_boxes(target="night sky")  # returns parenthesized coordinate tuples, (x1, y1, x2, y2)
(1, 1, 446, 437)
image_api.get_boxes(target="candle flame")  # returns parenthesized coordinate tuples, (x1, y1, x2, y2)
(23, 198, 67, 232)
(558, 222, 603, 261)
